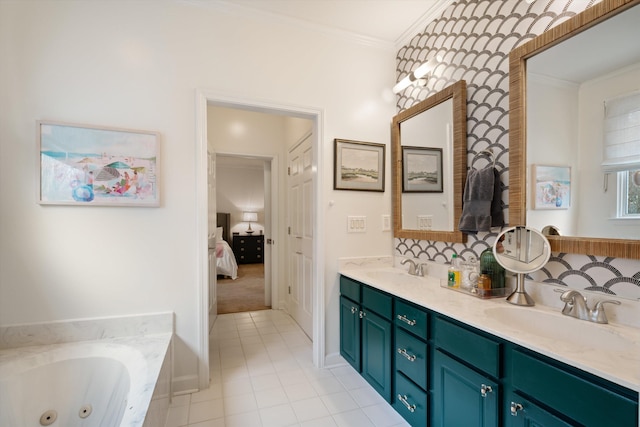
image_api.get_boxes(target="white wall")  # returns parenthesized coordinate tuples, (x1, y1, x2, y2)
(527, 74, 580, 235)
(216, 163, 265, 235)
(0, 1, 396, 391)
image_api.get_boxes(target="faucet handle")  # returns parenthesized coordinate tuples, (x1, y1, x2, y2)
(416, 263, 428, 277)
(590, 300, 621, 324)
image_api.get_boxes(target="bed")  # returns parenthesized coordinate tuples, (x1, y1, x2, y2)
(215, 213, 238, 279)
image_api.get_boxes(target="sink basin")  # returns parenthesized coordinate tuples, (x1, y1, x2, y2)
(484, 306, 637, 352)
(362, 270, 426, 285)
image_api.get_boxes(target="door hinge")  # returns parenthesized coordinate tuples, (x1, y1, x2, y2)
(288, 226, 291, 235)
(288, 166, 291, 175)
(288, 286, 291, 294)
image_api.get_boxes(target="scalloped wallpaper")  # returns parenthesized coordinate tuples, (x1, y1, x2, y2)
(394, 0, 640, 300)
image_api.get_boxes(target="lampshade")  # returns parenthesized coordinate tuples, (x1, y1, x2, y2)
(243, 212, 258, 222)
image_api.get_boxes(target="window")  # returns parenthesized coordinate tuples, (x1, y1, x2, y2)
(617, 169, 640, 217)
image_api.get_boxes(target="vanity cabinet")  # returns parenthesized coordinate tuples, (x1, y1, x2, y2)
(339, 276, 393, 401)
(393, 300, 430, 426)
(432, 316, 500, 427)
(339, 275, 638, 427)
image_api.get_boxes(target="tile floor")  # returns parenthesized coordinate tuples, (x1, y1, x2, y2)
(165, 310, 411, 427)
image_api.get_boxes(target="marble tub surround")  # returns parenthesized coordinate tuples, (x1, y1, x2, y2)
(0, 311, 174, 349)
(339, 266, 640, 393)
(0, 333, 172, 427)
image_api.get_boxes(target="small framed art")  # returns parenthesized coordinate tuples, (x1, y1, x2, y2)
(334, 139, 385, 192)
(402, 146, 443, 193)
(532, 164, 571, 209)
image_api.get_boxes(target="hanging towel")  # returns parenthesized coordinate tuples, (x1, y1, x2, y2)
(458, 167, 504, 233)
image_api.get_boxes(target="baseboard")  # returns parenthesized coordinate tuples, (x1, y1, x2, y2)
(171, 374, 199, 395)
(324, 352, 348, 369)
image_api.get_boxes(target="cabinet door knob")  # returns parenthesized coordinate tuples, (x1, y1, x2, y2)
(359, 311, 366, 319)
(397, 348, 417, 362)
(397, 394, 416, 413)
(396, 314, 416, 326)
(480, 384, 493, 397)
(350, 306, 358, 314)
(510, 402, 524, 416)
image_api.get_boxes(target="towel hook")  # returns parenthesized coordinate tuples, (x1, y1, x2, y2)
(471, 149, 496, 169)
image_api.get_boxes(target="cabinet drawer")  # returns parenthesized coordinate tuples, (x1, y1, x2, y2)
(395, 328, 428, 390)
(362, 286, 392, 319)
(340, 276, 361, 302)
(394, 299, 428, 338)
(434, 317, 501, 378)
(393, 372, 428, 427)
(512, 349, 638, 427)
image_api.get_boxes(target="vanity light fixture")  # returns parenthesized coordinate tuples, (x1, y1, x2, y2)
(393, 55, 443, 94)
(242, 211, 258, 234)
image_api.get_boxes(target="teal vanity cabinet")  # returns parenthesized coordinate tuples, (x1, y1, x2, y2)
(432, 316, 501, 427)
(505, 348, 638, 427)
(339, 274, 638, 427)
(393, 300, 430, 426)
(339, 276, 393, 401)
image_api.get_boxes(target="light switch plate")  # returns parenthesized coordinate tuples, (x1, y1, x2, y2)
(347, 216, 366, 233)
(417, 215, 433, 231)
(382, 215, 391, 231)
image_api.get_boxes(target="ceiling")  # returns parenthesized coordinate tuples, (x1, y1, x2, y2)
(208, 0, 454, 48)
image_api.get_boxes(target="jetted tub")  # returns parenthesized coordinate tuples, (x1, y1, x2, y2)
(0, 336, 171, 427)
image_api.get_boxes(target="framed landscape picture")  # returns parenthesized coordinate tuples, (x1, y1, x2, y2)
(334, 139, 385, 192)
(402, 146, 443, 193)
(38, 120, 160, 207)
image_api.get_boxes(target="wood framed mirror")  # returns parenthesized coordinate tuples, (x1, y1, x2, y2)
(392, 80, 467, 243)
(509, 0, 640, 259)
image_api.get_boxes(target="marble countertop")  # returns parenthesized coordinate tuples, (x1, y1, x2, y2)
(340, 266, 640, 392)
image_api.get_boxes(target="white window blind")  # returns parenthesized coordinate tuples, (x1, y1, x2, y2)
(602, 90, 640, 172)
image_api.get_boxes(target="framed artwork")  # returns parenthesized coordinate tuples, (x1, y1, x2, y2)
(532, 165, 571, 209)
(334, 139, 385, 192)
(38, 120, 160, 207)
(402, 146, 443, 193)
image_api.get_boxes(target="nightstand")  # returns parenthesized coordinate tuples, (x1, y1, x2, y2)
(232, 234, 264, 264)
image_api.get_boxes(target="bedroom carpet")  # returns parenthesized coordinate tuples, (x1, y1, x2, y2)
(217, 263, 270, 314)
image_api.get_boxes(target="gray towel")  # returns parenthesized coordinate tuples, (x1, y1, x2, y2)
(459, 167, 504, 233)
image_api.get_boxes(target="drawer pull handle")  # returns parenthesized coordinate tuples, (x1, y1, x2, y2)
(397, 348, 417, 362)
(510, 402, 523, 416)
(397, 314, 416, 326)
(350, 306, 358, 314)
(397, 394, 416, 413)
(480, 384, 493, 397)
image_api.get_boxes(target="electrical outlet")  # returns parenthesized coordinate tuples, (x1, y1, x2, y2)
(347, 216, 366, 233)
(382, 214, 391, 231)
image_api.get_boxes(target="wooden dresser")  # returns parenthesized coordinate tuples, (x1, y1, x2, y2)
(232, 234, 264, 264)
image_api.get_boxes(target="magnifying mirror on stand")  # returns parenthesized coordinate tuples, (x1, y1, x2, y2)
(493, 226, 551, 306)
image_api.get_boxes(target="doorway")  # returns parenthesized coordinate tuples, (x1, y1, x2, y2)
(215, 154, 271, 314)
(195, 90, 326, 390)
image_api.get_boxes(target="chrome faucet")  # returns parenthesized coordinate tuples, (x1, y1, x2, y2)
(401, 258, 427, 277)
(559, 290, 621, 324)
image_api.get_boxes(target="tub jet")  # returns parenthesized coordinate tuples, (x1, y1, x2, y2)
(39, 409, 57, 426)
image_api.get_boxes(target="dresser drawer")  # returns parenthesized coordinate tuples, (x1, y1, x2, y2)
(394, 299, 428, 339)
(395, 328, 428, 390)
(362, 286, 392, 319)
(393, 371, 428, 427)
(434, 316, 501, 378)
(512, 349, 638, 427)
(340, 276, 361, 302)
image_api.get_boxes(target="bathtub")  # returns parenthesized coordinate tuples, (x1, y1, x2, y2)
(0, 335, 171, 427)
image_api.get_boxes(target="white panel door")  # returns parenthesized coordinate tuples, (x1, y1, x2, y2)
(208, 150, 217, 332)
(287, 135, 313, 338)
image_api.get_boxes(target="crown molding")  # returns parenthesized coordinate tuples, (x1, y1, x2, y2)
(180, 0, 396, 51)
(395, 0, 456, 49)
